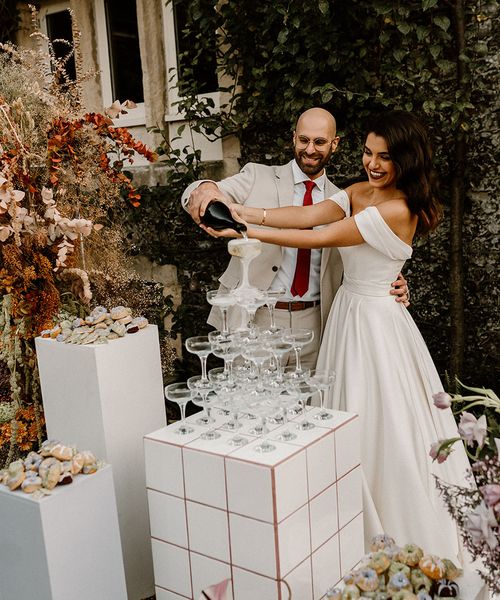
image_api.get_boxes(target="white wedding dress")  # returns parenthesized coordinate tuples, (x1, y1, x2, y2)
(316, 191, 471, 560)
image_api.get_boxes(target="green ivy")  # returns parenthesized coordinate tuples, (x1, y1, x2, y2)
(127, 0, 498, 388)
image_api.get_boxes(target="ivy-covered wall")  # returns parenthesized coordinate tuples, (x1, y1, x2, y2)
(124, 0, 499, 388)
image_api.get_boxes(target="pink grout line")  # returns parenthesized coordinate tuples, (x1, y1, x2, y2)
(270, 466, 282, 600)
(181, 447, 194, 599)
(155, 583, 192, 598)
(305, 440, 315, 600)
(223, 456, 235, 600)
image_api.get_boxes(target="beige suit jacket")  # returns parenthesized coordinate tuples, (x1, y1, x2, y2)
(182, 160, 344, 337)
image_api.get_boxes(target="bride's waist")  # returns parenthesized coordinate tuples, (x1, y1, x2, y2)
(341, 275, 393, 297)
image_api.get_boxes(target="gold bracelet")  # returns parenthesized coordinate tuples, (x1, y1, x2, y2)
(260, 208, 267, 226)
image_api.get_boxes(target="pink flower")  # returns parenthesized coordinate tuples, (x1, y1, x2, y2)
(481, 484, 500, 509)
(430, 440, 453, 463)
(458, 412, 488, 448)
(433, 392, 452, 409)
(464, 501, 498, 550)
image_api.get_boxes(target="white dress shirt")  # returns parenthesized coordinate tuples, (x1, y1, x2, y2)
(269, 160, 327, 302)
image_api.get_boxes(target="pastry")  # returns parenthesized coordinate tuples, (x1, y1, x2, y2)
(341, 585, 361, 599)
(370, 534, 396, 552)
(432, 578, 459, 598)
(400, 543, 423, 567)
(442, 558, 462, 581)
(418, 555, 446, 580)
(388, 561, 410, 579)
(410, 568, 432, 592)
(387, 572, 412, 594)
(367, 551, 391, 574)
(355, 567, 379, 592)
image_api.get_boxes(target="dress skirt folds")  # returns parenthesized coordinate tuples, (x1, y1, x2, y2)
(316, 194, 471, 560)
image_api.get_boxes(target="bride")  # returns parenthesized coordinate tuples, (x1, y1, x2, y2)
(205, 110, 471, 560)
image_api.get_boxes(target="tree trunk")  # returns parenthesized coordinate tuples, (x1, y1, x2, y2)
(449, 0, 467, 378)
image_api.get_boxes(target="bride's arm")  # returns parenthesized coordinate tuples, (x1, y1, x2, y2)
(247, 216, 364, 248)
(234, 198, 346, 229)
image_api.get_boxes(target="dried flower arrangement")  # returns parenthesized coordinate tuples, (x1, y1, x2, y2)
(0, 11, 172, 466)
(431, 382, 499, 593)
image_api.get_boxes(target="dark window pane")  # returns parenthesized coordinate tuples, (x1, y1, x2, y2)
(173, 0, 218, 94)
(46, 10, 76, 81)
(104, 0, 144, 103)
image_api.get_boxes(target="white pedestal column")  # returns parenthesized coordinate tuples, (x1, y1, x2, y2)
(36, 325, 166, 600)
(0, 466, 126, 600)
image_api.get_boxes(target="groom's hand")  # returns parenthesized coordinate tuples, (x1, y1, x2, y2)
(391, 272, 410, 307)
(188, 182, 232, 224)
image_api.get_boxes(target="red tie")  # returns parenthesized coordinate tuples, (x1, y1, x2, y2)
(291, 180, 316, 297)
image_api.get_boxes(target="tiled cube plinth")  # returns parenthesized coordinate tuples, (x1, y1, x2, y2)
(35, 325, 166, 600)
(145, 408, 362, 600)
(0, 465, 126, 600)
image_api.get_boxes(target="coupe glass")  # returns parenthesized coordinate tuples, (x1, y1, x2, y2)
(185, 336, 212, 386)
(292, 381, 318, 430)
(283, 365, 311, 418)
(234, 288, 268, 335)
(187, 375, 216, 427)
(206, 290, 236, 336)
(208, 330, 241, 385)
(227, 238, 262, 292)
(309, 369, 336, 420)
(164, 382, 194, 435)
(274, 389, 299, 441)
(241, 342, 271, 395)
(266, 337, 293, 382)
(264, 287, 286, 332)
(250, 400, 277, 453)
(221, 388, 248, 447)
(282, 328, 315, 375)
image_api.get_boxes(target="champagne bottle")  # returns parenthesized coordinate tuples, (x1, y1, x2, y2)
(201, 200, 247, 232)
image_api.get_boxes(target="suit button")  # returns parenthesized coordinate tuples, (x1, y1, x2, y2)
(272, 265, 278, 272)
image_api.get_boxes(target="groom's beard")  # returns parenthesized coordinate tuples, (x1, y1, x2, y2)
(294, 147, 333, 177)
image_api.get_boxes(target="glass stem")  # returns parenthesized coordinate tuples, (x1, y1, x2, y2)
(268, 305, 276, 330)
(200, 355, 208, 381)
(179, 402, 187, 422)
(256, 362, 264, 392)
(294, 347, 302, 372)
(226, 359, 234, 384)
(221, 307, 229, 335)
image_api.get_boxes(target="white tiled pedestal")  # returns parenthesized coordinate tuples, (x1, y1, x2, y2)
(0, 465, 126, 600)
(35, 326, 166, 600)
(145, 407, 362, 600)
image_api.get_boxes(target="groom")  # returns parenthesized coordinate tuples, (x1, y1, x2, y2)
(182, 107, 408, 369)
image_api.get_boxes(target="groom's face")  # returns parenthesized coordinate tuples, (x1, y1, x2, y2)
(293, 113, 339, 179)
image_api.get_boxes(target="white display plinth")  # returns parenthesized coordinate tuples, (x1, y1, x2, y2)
(145, 407, 362, 600)
(36, 325, 166, 600)
(0, 465, 126, 600)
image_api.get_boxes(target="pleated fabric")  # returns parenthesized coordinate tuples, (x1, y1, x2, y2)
(316, 206, 471, 561)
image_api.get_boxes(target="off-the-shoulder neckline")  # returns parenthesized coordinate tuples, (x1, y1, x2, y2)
(356, 206, 413, 251)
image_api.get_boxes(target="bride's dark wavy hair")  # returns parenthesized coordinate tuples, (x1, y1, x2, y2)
(366, 110, 441, 234)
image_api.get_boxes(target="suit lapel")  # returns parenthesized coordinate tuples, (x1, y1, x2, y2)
(274, 161, 295, 207)
(320, 176, 339, 280)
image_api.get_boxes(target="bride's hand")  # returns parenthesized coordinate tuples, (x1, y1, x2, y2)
(201, 225, 243, 238)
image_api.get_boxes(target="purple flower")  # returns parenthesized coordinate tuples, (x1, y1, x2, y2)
(458, 412, 488, 448)
(481, 484, 500, 509)
(430, 440, 453, 463)
(464, 501, 498, 550)
(433, 391, 452, 409)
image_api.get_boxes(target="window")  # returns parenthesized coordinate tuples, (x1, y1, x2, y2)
(104, 0, 144, 104)
(161, 0, 223, 160)
(172, 0, 217, 96)
(95, 0, 145, 126)
(45, 9, 76, 81)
